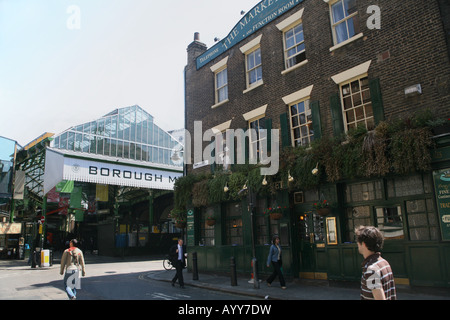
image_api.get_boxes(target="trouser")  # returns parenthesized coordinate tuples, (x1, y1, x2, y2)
(267, 260, 286, 287)
(64, 269, 80, 299)
(172, 260, 184, 287)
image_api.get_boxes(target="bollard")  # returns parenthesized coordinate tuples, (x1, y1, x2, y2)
(230, 256, 237, 286)
(192, 252, 199, 280)
(252, 258, 260, 289)
(31, 251, 37, 269)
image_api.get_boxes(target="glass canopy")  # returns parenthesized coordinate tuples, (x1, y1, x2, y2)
(52, 105, 183, 167)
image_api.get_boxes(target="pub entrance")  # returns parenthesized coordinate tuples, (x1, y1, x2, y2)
(295, 210, 327, 280)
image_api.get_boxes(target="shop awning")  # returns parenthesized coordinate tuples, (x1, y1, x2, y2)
(43, 148, 183, 195)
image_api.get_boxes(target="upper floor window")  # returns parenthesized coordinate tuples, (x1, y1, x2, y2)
(284, 23, 306, 69)
(330, 0, 360, 45)
(340, 76, 374, 131)
(240, 35, 263, 91)
(248, 115, 266, 161)
(215, 68, 228, 104)
(289, 100, 314, 146)
(246, 48, 262, 87)
(210, 57, 229, 108)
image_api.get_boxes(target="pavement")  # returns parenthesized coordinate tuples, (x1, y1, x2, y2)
(145, 266, 450, 300)
(2, 253, 450, 300)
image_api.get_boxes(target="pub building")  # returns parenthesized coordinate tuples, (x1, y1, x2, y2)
(181, 0, 450, 288)
(11, 105, 184, 257)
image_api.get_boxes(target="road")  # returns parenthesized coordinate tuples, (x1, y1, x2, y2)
(0, 255, 256, 301)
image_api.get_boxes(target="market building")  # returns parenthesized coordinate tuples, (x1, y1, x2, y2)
(11, 105, 183, 257)
(181, 0, 450, 288)
(0, 136, 22, 258)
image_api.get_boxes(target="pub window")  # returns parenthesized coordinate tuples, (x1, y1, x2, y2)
(329, 0, 360, 45)
(345, 205, 371, 242)
(283, 23, 306, 69)
(255, 198, 269, 245)
(200, 207, 215, 246)
(406, 199, 439, 241)
(375, 206, 404, 240)
(225, 202, 243, 246)
(289, 99, 314, 146)
(248, 116, 267, 161)
(215, 68, 228, 104)
(341, 76, 375, 131)
(246, 47, 262, 88)
(345, 180, 383, 202)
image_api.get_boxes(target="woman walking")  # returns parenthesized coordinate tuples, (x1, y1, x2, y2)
(60, 239, 86, 300)
(266, 236, 286, 289)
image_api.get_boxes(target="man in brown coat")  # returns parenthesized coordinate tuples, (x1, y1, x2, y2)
(60, 239, 86, 300)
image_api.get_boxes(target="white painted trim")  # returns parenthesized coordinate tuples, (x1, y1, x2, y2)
(211, 120, 232, 134)
(276, 8, 305, 31)
(331, 60, 372, 84)
(282, 85, 314, 105)
(239, 35, 263, 54)
(329, 33, 364, 52)
(242, 105, 268, 121)
(210, 56, 229, 73)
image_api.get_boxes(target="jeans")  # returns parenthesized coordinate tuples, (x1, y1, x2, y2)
(64, 270, 80, 299)
(267, 260, 286, 287)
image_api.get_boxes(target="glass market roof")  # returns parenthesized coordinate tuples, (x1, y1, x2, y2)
(52, 105, 183, 168)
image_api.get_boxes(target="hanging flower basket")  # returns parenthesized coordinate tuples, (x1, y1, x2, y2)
(313, 200, 331, 217)
(270, 212, 283, 220)
(316, 207, 331, 217)
(265, 206, 285, 220)
(206, 217, 216, 226)
(175, 221, 186, 228)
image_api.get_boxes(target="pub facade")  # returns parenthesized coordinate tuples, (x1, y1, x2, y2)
(181, 0, 450, 288)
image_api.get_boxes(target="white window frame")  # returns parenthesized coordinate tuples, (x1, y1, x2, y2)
(331, 60, 373, 132)
(240, 35, 263, 93)
(339, 76, 374, 132)
(276, 8, 308, 73)
(288, 99, 314, 147)
(210, 57, 229, 109)
(325, 0, 363, 51)
(248, 115, 267, 161)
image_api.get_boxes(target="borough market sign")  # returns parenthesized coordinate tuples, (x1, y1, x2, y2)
(196, 0, 304, 69)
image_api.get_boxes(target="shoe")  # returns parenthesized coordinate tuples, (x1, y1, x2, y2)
(71, 296, 76, 300)
(267, 282, 271, 287)
(281, 286, 287, 290)
(171, 282, 175, 287)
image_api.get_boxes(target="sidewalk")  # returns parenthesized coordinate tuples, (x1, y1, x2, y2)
(2, 254, 449, 300)
(146, 268, 450, 300)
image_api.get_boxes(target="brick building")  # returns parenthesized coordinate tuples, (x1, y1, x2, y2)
(182, 0, 450, 287)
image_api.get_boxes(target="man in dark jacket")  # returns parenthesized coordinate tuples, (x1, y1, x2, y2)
(169, 239, 187, 288)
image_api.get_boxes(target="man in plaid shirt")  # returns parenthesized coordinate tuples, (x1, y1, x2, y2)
(356, 226, 397, 300)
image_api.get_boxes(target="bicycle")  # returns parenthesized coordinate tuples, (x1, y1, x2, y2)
(163, 255, 174, 270)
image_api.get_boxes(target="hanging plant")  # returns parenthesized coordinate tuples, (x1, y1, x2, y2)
(312, 199, 331, 217)
(192, 179, 210, 207)
(264, 206, 285, 220)
(206, 215, 216, 226)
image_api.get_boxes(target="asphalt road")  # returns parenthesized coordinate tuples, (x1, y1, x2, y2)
(0, 257, 256, 301)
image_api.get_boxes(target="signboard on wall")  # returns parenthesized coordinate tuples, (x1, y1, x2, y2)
(433, 168, 450, 241)
(0, 223, 22, 235)
(187, 209, 195, 246)
(196, 0, 304, 69)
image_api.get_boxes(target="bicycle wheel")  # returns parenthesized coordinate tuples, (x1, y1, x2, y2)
(163, 258, 173, 270)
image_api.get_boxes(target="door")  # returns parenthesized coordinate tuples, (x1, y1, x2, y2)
(296, 210, 326, 279)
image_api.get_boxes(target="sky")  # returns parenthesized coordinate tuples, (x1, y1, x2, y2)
(0, 0, 260, 147)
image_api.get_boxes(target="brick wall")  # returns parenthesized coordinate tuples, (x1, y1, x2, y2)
(185, 0, 450, 175)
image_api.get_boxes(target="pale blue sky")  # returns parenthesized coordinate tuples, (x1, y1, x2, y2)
(0, 0, 259, 146)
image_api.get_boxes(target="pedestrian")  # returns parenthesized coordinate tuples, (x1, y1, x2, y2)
(60, 239, 86, 300)
(355, 226, 397, 300)
(169, 239, 187, 289)
(266, 235, 286, 289)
